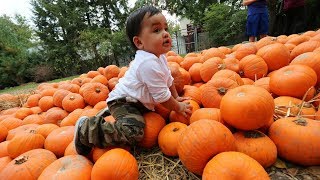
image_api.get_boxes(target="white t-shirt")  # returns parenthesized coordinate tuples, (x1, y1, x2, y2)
(107, 50, 174, 111)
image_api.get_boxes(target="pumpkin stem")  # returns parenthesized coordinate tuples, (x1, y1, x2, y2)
(29, 130, 36, 134)
(293, 118, 307, 126)
(217, 87, 227, 95)
(239, 70, 244, 77)
(70, 95, 75, 100)
(244, 130, 265, 138)
(15, 156, 28, 164)
(95, 88, 101, 93)
(217, 64, 226, 70)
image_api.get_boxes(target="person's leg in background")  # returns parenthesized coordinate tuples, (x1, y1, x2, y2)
(246, 14, 259, 42)
(258, 12, 269, 40)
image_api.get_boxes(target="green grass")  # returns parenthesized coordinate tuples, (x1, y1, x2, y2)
(0, 75, 79, 95)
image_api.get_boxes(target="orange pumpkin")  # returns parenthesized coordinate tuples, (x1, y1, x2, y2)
(177, 120, 235, 175)
(220, 85, 274, 130)
(200, 57, 224, 82)
(239, 54, 268, 80)
(256, 43, 290, 71)
(62, 93, 86, 112)
(235, 43, 257, 60)
(25, 94, 42, 107)
(202, 151, 270, 180)
(7, 130, 45, 158)
(188, 63, 203, 83)
(139, 112, 166, 148)
(0, 149, 57, 180)
(269, 117, 320, 166)
(0, 125, 8, 142)
(201, 77, 239, 108)
(91, 148, 138, 180)
(158, 122, 187, 156)
(200, 47, 226, 62)
(64, 141, 78, 156)
(38, 155, 93, 180)
(103, 65, 120, 80)
(290, 52, 320, 85)
(36, 124, 59, 138)
(269, 64, 317, 98)
(189, 108, 222, 124)
(234, 130, 277, 168)
(44, 126, 75, 157)
(81, 82, 110, 106)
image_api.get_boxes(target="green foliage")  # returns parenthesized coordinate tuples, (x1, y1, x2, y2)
(31, 0, 132, 79)
(203, 3, 247, 46)
(0, 15, 35, 88)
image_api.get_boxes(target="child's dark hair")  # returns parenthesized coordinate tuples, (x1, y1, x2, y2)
(126, 6, 161, 50)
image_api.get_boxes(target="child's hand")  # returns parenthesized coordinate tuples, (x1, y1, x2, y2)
(176, 96, 190, 102)
(177, 101, 192, 118)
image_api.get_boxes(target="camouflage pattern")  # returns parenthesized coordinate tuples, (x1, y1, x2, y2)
(78, 97, 149, 148)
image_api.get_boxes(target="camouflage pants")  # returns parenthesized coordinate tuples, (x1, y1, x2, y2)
(78, 97, 149, 148)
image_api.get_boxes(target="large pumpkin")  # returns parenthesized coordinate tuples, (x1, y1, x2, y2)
(269, 117, 320, 166)
(38, 155, 93, 180)
(201, 77, 239, 108)
(91, 148, 138, 180)
(290, 52, 320, 85)
(238, 54, 268, 80)
(177, 119, 235, 175)
(220, 85, 274, 130)
(202, 151, 270, 180)
(234, 130, 277, 168)
(269, 64, 317, 98)
(256, 43, 290, 71)
(0, 149, 57, 180)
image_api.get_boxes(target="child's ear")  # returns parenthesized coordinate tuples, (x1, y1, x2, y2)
(133, 36, 143, 49)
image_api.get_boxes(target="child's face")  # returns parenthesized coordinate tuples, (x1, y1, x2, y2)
(133, 13, 172, 57)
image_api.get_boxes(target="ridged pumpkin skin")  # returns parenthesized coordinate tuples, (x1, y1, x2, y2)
(238, 54, 268, 80)
(256, 43, 290, 71)
(290, 52, 320, 85)
(177, 119, 236, 175)
(189, 108, 222, 124)
(91, 148, 138, 180)
(234, 130, 277, 168)
(201, 77, 239, 108)
(220, 85, 274, 130)
(7, 131, 45, 158)
(269, 64, 317, 98)
(269, 117, 320, 166)
(44, 126, 75, 157)
(38, 155, 93, 180)
(0, 149, 57, 180)
(202, 151, 270, 180)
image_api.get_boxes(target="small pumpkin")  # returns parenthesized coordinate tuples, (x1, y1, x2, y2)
(158, 122, 187, 157)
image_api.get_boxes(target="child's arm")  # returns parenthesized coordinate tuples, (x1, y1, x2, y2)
(243, 0, 257, 6)
(160, 96, 192, 118)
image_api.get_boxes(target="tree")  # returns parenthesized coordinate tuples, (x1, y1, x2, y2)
(31, 0, 132, 78)
(0, 15, 35, 88)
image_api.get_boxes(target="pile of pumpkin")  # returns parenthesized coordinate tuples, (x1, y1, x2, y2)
(0, 29, 320, 179)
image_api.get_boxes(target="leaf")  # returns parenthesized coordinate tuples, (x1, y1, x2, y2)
(274, 158, 287, 169)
